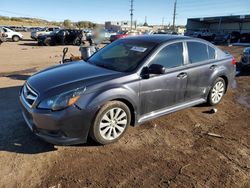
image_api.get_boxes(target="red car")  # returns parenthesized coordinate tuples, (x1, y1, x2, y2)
(110, 32, 128, 42)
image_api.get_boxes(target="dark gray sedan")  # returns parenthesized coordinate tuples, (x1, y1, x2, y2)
(19, 35, 236, 145)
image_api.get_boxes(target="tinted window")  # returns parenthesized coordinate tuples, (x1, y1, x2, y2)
(208, 45, 216, 59)
(187, 42, 209, 63)
(88, 40, 157, 72)
(150, 42, 183, 69)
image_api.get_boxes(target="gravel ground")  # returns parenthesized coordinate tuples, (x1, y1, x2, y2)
(0, 33, 249, 188)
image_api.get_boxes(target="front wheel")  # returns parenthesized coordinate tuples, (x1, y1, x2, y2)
(207, 78, 226, 106)
(90, 101, 131, 145)
(12, 35, 20, 42)
(44, 38, 52, 46)
(73, 37, 81, 46)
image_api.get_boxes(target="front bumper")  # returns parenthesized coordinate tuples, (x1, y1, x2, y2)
(19, 93, 94, 145)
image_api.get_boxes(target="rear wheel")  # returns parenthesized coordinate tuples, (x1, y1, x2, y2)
(12, 35, 20, 42)
(208, 77, 226, 106)
(90, 101, 131, 145)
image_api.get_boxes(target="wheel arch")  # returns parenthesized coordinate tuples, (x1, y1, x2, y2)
(218, 75, 228, 93)
(12, 35, 20, 41)
(83, 88, 139, 126)
(110, 98, 136, 126)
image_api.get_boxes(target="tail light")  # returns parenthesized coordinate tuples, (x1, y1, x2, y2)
(231, 57, 237, 65)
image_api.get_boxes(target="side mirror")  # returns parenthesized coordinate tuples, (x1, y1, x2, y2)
(148, 64, 166, 74)
(140, 64, 165, 79)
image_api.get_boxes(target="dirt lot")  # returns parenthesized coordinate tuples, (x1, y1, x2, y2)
(0, 33, 249, 188)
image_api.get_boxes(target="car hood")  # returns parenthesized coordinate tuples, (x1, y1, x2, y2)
(27, 61, 122, 96)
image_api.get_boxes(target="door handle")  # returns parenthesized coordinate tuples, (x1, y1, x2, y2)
(210, 65, 217, 70)
(177, 72, 187, 79)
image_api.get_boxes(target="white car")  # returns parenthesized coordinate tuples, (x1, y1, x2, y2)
(1, 27, 23, 42)
(31, 27, 60, 40)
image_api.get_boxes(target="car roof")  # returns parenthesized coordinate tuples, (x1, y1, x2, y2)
(123, 34, 189, 44)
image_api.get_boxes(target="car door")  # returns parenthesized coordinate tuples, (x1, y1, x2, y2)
(184, 41, 217, 101)
(139, 42, 188, 116)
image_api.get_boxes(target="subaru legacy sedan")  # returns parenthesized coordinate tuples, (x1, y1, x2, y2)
(19, 35, 236, 145)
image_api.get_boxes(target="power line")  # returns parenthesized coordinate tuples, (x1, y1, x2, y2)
(0, 9, 63, 21)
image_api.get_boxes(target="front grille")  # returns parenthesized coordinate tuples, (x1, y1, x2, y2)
(22, 84, 38, 108)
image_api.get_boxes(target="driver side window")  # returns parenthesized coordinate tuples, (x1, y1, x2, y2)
(150, 42, 184, 69)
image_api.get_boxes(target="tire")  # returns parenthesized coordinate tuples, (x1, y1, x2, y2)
(207, 77, 226, 106)
(90, 101, 131, 145)
(44, 38, 51, 46)
(73, 38, 81, 46)
(12, 35, 20, 42)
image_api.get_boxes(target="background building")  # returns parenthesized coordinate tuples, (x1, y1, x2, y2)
(186, 15, 250, 35)
(105, 21, 136, 32)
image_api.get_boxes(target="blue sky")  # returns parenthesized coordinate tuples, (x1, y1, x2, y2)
(1, 0, 249, 25)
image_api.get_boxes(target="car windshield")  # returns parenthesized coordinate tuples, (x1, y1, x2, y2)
(87, 39, 157, 72)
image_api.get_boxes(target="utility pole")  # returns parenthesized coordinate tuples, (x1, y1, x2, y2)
(172, 0, 177, 32)
(130, 0, 134, 31)
(162, 17, 165, 29)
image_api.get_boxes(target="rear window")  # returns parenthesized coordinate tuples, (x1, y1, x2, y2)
(187, 42, 216, 64)
(208, 46, 216, 59)
(187, 42, 208, 63)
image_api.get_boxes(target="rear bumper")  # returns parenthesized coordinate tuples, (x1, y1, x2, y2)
(19, 94, 94, 145)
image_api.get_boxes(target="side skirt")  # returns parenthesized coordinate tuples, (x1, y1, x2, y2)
(138, 98, 206, 124)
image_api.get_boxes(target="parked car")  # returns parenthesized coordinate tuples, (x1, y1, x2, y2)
(213, 33, 230, 44)
(240, 33, 250, 43)
(229, 31, 241, 43)
(110, 31, 128, 42)
(99, 29, 116, 40)
(240, 47, 250, 69)
(0, 27, 7, 45)
(0, 27, 23, 42)
(31, 27, 60, 40)
(19, 35, 236, 145)
(192, 30, 216, 42)
(154, 31, 168, 34)
(37, 29, 82, 46)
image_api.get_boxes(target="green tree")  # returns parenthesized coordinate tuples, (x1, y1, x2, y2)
(63, 19, 71, 28)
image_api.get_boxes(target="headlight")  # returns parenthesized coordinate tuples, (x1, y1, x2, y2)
(38, 87, 86, 111)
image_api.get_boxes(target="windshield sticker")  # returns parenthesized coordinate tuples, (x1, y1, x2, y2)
(130, 46, 147, 52)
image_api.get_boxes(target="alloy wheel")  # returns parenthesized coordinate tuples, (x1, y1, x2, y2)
(211, 81, 225, 104)
(99, 107, 127, 141)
